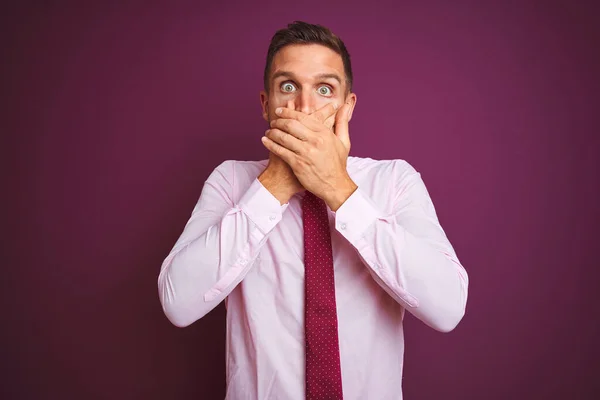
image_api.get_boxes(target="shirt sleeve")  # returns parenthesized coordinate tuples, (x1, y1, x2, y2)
(157, 160, 288, 327)
(333, 160, 469, 332)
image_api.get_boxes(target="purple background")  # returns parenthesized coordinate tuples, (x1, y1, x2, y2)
(3, 1, 599, 399)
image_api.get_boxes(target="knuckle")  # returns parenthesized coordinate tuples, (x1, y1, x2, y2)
(293, 157, 305, 170)
(278, 130, 287, 144)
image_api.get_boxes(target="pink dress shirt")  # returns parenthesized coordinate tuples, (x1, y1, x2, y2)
(158, 156, 469, 399)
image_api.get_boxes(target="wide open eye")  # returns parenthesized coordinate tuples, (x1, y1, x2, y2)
(281, 82, 297, 93)
(317, 85, 333, 96)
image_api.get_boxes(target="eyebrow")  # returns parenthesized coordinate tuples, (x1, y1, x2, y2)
(271, 71, 342, 86)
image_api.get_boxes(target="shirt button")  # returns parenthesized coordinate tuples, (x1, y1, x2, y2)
(269, 215, 276, 221)
(239, 259, 248, 265)
(340, 223, 347, 230)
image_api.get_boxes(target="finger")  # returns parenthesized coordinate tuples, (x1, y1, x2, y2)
(274, 102, 338, 131)
(265, 128, 303, 153)
(261, 135, 296, 165)
(323, 113, 336, 130)
(274, 107, 320, 131)
(270, 118, 310, 141)
(310, 102, 339, 123)
(334, 102, 352, 151)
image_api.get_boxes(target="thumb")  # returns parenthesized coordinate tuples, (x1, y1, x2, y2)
(334, 102, 352, 151)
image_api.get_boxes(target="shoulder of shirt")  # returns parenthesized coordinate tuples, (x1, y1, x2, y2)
(205, 159, 269, 204)
(347, 156, 419, 178)
(208, 159, 268, 190)
(213, 159, 268, 176)
(210, 159, 266, 171)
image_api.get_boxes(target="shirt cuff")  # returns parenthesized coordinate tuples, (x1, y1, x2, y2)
(333, 186, 381, 245)
(237, 178, 289, 235)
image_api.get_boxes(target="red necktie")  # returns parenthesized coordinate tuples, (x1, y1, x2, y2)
(303, 191, 344, 400)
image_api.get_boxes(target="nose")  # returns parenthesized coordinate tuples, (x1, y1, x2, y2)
(294, 89, 316, 114)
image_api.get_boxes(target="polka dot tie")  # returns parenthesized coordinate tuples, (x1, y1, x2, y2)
(302, 191, 344, 400)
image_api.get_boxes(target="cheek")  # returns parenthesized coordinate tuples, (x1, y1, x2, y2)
(267, 93, 296, 117)
(311, 94, 343, 114)
(314, 96, 336, 108)
(269, 92, 292, 106)
(266, 100, 284, 122)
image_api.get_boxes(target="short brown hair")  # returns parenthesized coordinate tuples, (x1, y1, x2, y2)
(263, 21, 353, 93)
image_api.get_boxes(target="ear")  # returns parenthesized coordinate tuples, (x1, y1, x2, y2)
(260, 90, 269, 122)
(333, 93, 357, 131)
(345, 92, 357, 121)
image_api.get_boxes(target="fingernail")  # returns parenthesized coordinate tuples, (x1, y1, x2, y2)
(265, 129, 270, 135)
(333, 103, 339, 110)
(275, 107, 283, 115)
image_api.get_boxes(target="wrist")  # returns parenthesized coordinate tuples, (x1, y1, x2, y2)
(258, 168, 296, 205)
(324, 177, 358, 212)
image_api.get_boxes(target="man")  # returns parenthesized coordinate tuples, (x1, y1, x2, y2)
(158, 21, 468, 399)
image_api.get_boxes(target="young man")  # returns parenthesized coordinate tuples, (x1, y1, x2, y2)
(158, 21, 469, 400)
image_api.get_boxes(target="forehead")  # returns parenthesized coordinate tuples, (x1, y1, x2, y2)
(270, 44, 345, 81)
